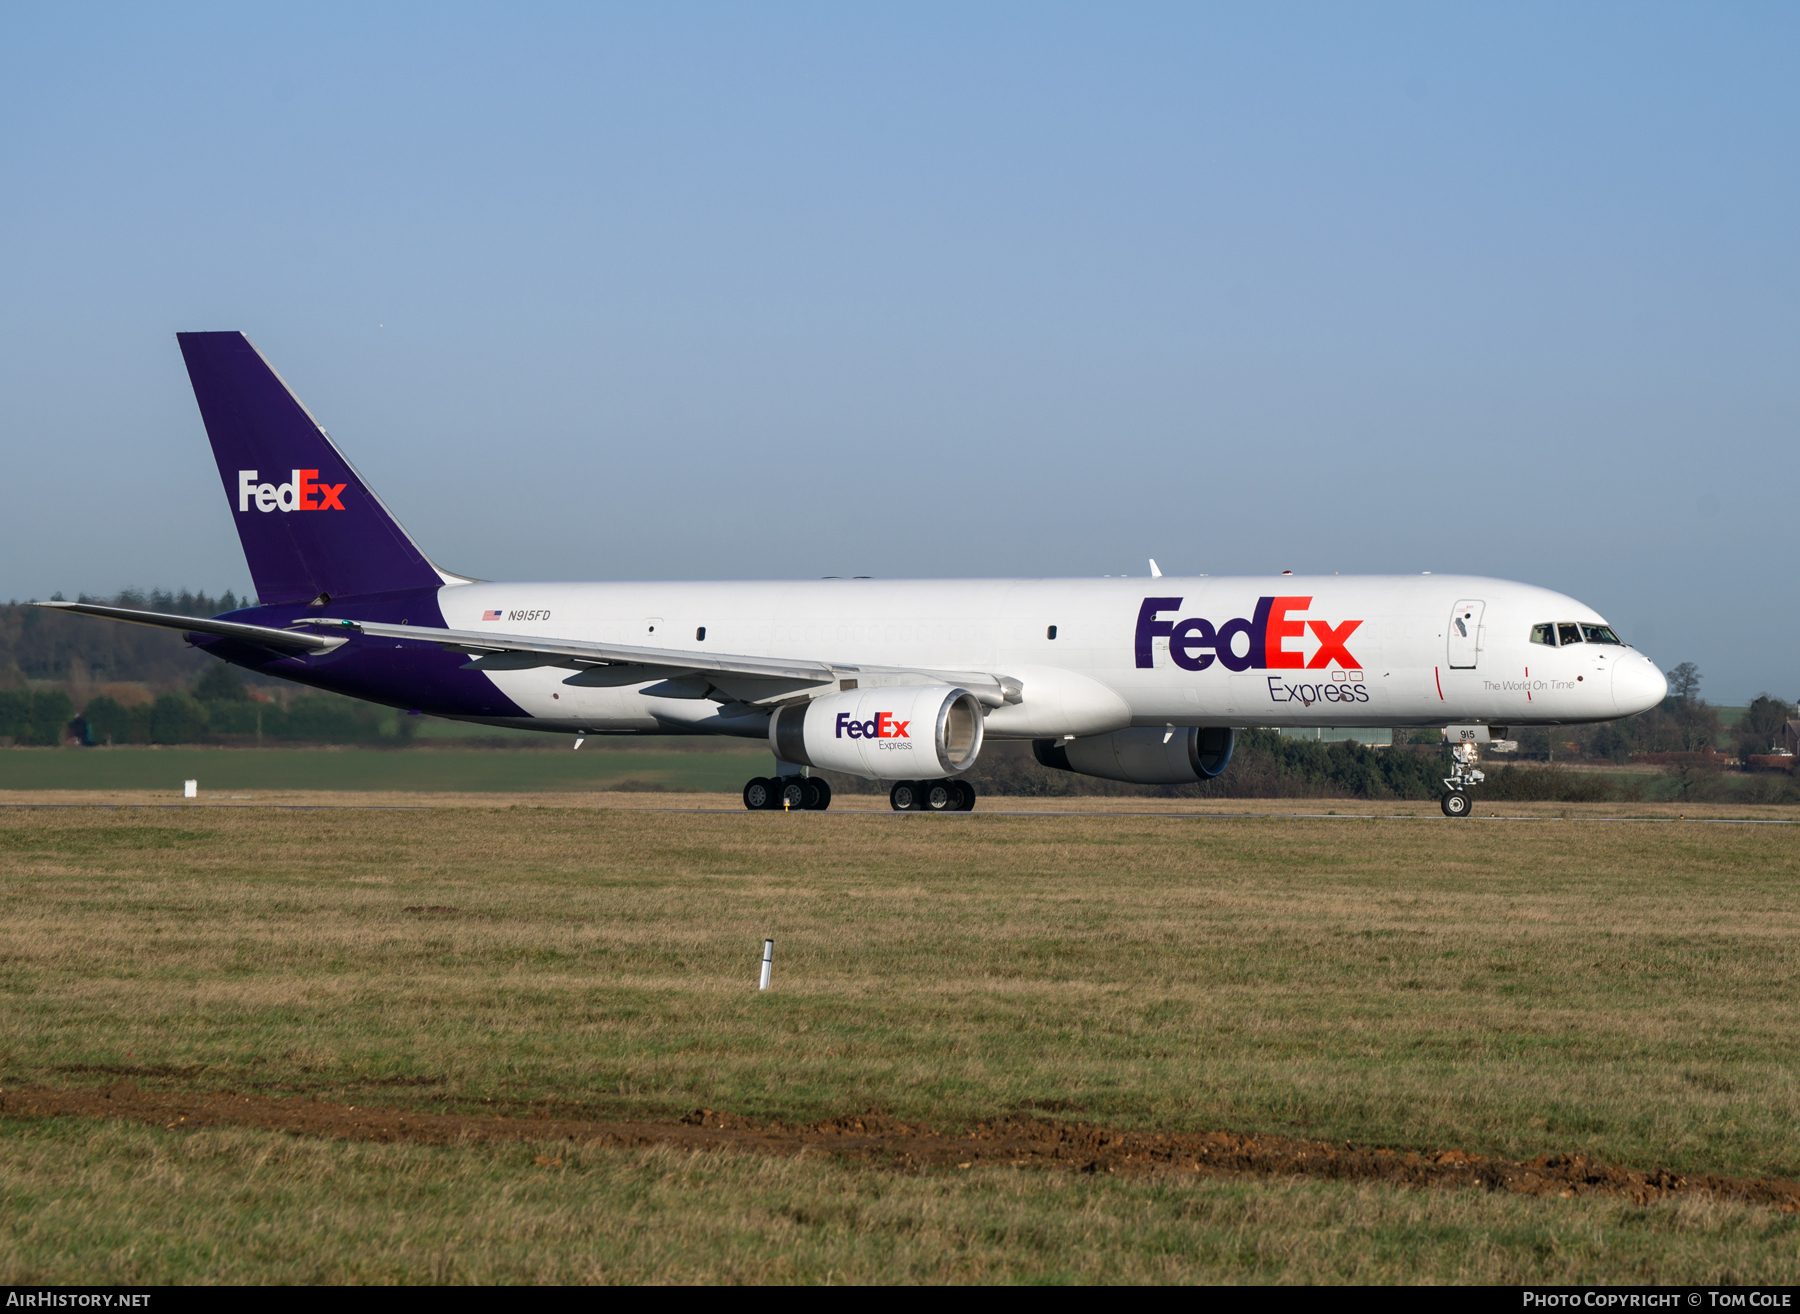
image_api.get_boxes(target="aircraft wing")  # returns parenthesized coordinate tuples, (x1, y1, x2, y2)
(33, 601, 347, 654)
(304, 617, 1023, 708)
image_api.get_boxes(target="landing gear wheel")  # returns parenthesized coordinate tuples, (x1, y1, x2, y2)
(923, 780, 956, 811)
(743, 777, 773, 811)
(954, 780, 977, 812)
(777, 777, 808, 811)
(890, 780, 922, 811)
(1441, 740, 1485, 814)
(803, 778, 832, 811)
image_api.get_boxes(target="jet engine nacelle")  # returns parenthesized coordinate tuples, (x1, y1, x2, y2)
(770, 685, 986, 780)
(1033, 726, 1237, 785)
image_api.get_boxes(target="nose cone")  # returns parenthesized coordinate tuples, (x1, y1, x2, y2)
(1612, 653, 1668, 716)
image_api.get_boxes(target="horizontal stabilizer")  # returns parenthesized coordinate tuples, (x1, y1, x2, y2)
(35, 601, 347, 654)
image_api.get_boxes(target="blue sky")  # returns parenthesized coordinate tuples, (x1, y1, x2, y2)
(2, 4, 1794, 701)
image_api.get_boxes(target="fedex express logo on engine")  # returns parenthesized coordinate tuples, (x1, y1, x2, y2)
(237, 469, 347, 513)
(1135, 596, 1361, 671)
(836, 712, 911, 743)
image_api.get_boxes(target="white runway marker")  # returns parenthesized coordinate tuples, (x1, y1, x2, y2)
(759, 938, 774, 991)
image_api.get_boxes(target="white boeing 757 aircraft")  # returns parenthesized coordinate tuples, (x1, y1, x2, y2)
(45, 333, 1668, 816)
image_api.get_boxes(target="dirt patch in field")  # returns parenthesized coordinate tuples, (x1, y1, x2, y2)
(5, 1083, 1797, 1210)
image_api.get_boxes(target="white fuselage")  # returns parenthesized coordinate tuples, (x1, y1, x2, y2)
(433, 573, 1666, 738)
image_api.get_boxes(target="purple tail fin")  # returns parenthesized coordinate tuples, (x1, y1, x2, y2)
(178, 332, 453, 605)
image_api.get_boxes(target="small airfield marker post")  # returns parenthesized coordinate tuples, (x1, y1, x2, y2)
(183, 780, 197, 799)
(759, 938, 774, 991)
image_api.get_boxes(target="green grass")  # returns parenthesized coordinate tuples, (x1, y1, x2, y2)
(0, 744, 773, 793)
(3, 804, 1800, 1281)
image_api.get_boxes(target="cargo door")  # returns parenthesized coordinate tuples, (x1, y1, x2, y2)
(1447, 600, 1484, 669)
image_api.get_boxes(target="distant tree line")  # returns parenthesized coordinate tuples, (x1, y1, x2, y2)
(76, 662, 412, 747)
(0, 589, 247, 691)
(0, 674, 411, 748)
(0, 689, 76, 746)
(0, 589, 411, 748)
(1509, 663, 1794, 767)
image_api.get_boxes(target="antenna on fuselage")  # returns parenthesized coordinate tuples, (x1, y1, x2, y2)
(1149, 559, 1163, 578)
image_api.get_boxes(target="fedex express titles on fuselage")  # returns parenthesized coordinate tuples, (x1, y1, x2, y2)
(42, 332, 1667, 812)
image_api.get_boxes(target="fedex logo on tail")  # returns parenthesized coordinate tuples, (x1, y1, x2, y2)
(835, 712, 911, 740)
(237, 469, 347, 514)
(1135, 596, 1362, 672)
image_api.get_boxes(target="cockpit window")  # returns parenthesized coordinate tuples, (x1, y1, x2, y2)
(1557, 623, 1584, 646)
(1530, 623, 1556, 646)
(1581, 624, 1622, 645)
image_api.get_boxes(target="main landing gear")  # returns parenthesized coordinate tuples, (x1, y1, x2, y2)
(742, 776, 833, 811)
(1440, 740, 1486, 818)
(738, 776, 978, 812)
(890, 779, 977, 812)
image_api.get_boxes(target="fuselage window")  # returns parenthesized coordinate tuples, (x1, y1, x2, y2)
(1047, 625, 1058, 640)
(1530, 623, 1556, 646)
(1557, 623, 1583, 646)
(1580, 624, 1622, 645)
(696, 626, 706, 641)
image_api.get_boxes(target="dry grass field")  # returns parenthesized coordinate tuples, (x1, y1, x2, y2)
(2, 793, 1799, 1283)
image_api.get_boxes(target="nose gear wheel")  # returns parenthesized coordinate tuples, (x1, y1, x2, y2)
(1439, 739, 1485, 818)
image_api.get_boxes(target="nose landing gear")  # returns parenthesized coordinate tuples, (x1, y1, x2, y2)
(1440, 740, 1485, 818)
